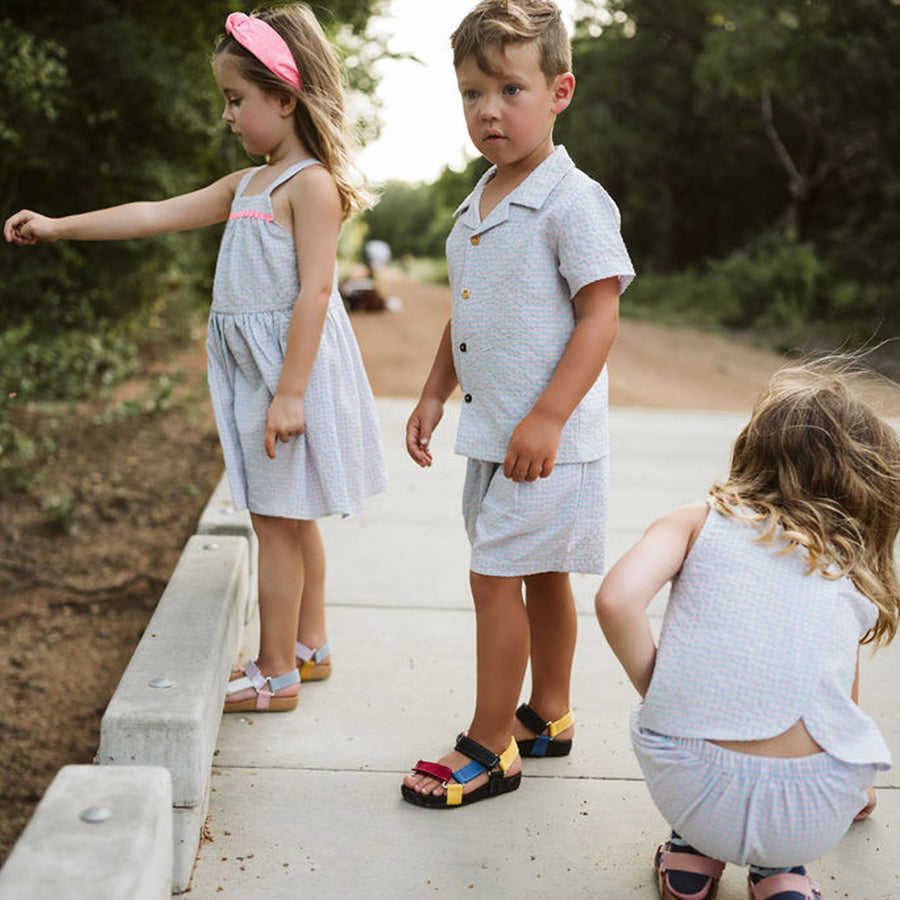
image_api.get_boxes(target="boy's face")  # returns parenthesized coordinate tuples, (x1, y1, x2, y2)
(456, 42, 573, 173)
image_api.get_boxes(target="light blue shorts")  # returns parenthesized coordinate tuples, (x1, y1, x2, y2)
(631, 707, 877, 867)
(462, 456, 608, 577)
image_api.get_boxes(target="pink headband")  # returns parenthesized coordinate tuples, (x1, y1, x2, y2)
(225, 12, 303, 91)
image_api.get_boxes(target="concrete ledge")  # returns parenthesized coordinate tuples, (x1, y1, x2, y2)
(197, 472, 257, 626)
(97, 534, 248, 808)
(0, 765, 172, 900)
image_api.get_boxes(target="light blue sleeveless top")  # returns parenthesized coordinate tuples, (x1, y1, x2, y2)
(640, 508, 891, 768)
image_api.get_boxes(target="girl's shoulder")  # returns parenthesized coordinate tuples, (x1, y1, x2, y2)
(279, 161, 341, 223)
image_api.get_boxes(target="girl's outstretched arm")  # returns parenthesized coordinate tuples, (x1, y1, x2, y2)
(263, 164, 342, 460)
(4, 170, 247, 246)
(595, 503, 707, 696)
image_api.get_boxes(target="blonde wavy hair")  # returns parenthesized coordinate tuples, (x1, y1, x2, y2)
(214, 3, 370, 219)
(451, 0, 572, 81)
(710, 357, 900, 646)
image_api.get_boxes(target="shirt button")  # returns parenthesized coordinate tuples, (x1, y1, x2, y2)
(470, 235, 480, 246)
(459, 342, 467, 352)
(464, 393, 473, 403)
(461, 289, 470, 298)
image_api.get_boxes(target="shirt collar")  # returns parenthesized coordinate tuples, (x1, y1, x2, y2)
(453, 145, 575, 224)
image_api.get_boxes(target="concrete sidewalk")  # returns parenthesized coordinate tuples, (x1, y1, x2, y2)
(187, 400, 900, 899)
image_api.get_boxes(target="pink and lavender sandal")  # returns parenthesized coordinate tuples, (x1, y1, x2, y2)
(295, 640, 331, 681)
(224, 660, 300, 712)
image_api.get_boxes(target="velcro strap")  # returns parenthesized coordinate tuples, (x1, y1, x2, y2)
(296, 641, 330, 663)
(256, 688, 272, 710)
(412, 761, 453, 783)
(497, 737, 518, 773)
(661, 850, 725, 879)
(531, 734, 551, 757)
(548, 709, 574, 738)
(452, 760, 486, 785)
(243, 660, 267, 691)
(267, 669, 300, 692)
(454, 734, 500, 770)
(749, 873, 816, 897)
(445, 783, 463, 806)
(225, 676, 254, 696)
(515, 703, 548, 734)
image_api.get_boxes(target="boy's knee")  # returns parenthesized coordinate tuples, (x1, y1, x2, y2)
(469, 570, 520, 603)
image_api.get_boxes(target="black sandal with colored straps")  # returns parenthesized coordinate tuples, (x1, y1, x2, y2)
(515, 703, 574, 757)
(401, 734, 520, 808)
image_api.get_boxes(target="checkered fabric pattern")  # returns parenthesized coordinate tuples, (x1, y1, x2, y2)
(462, 456, 608, 576)
(446, 146, 635, 464)
(207, 161, 387, 519)
(640, 509, 891, 768)
(632, 708, 878, 867)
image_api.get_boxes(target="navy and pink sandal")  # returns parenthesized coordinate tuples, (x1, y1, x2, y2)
(747, 871, 821, 900)
(655, 840, 725, 900)
(401, 734, 520, 808)
(515, 703, 574, 757)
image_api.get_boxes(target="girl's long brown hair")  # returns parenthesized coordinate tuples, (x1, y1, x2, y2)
(215, 3, 370, 219)
(710, 357, 900, 646)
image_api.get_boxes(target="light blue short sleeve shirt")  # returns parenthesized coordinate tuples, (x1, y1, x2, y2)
(447, 146, 635, 463)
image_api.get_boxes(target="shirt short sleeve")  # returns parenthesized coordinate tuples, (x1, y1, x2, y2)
(554, 177, 635, 299)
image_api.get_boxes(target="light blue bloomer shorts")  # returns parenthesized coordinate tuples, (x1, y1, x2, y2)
(462, 456, 608, 577)
(630, 706, 877, 867)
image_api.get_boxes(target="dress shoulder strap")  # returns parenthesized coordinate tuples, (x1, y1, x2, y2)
(234, 166, 265, 200)
(264, 158, 324, 195)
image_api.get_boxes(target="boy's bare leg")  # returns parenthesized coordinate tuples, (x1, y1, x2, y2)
(403, 572, 527, 797)
(251, 514, 305, 676)
(295, 520, 329, 660)
(514, 571, 576, 744)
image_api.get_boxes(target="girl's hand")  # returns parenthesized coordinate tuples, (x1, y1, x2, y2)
(503, 408, 562, 482)
(4, 210, 57, 246)
(855, 787, 877, 820)
(406, 397, 444, 467)
(264, 392, 305, 460)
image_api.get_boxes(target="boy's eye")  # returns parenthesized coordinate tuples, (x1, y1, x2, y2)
(462, 89, 479, 101)
(503, 84, 521, 96)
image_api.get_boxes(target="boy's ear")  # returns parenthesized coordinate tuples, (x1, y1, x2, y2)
(551, 72, 575, 115)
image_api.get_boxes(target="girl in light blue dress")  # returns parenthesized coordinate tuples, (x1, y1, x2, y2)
(596, 359, 900, 900)
(5, 5, 387, 712)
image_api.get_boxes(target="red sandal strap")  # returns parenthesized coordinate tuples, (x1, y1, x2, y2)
(411, 761, 453, 783)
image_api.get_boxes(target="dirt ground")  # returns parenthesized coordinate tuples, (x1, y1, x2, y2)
(0, 271, 891, 864)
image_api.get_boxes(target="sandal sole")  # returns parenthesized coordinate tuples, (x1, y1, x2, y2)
(223, 695, 299, 713)
(400, 771, 522, 809)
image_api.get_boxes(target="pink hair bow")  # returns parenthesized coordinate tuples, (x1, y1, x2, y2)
(225, 12, 303, 91)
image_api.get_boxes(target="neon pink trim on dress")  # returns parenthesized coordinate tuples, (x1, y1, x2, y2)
(229, 210, 275, 222)
(225, 13, 303, 91)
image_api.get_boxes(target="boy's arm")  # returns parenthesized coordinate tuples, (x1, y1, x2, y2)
(406, 320, 458, 467)
(595, 503, 703, 696)
(264, 165, 341, 460)
(503, 276, 619, 482)
(4, 170, 246, 245)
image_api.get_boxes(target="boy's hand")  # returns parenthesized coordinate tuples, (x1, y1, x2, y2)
(504, 408, 562, 482)
(4, 210, 57, 246)
(264, 392, 305, 460)
(855, 787, 877, 820)
(406, 397, 444, 467)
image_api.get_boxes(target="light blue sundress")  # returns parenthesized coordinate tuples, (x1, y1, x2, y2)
(206, 159, 387, 519)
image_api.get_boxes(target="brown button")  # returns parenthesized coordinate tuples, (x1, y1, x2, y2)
(461, 289, 470, 299)
(459, 342, 467, 352)
(470, 235, 480, 246)
(464, 393, 473, 403)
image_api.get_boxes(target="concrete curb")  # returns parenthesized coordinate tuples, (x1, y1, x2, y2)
(0, 765, 172, 900)
(97, 534, 250, 892)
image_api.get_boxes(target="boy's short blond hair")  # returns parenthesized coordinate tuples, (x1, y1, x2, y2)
(451, 0, 572, 81)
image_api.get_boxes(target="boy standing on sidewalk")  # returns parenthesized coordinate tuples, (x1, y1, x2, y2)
(402, 0, 634, 807)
